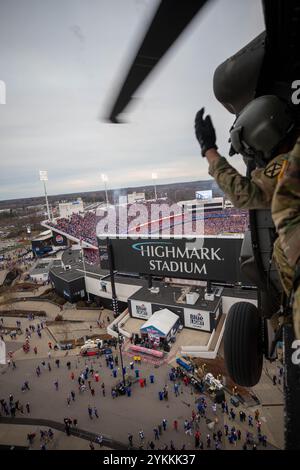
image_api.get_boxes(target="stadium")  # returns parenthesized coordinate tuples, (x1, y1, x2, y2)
(34, 193, 256, 361)
(2, 0, 300, 453)
(38, 193, 248, 263)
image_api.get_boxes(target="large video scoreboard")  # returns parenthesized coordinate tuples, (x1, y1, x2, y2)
(98, 236, 247, 284)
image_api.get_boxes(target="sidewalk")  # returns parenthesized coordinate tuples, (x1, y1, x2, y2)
(0, 301, 114, 362)
(0, 423, 109, 450)
(0, 299, 107, 322)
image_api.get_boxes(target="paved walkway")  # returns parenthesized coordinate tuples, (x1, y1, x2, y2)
(0, 353, 282, 450)
(0, 423, 110, 450)
(251, 359, 284, 448)
(0, 285, 284, 450)
(0, 418, 126, 449)
(0, 299, 107, 322)
(0, 306, 113, 361)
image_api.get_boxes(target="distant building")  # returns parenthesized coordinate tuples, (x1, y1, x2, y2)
(224, 199, 234, 209)
(127, 192, 146, 204)
(195, 190, 212, 200)
(29, 258, 54, 282)
(59, 198, 84, 218)
(178, 197, 224, 213)
(26, 204, 45, 210)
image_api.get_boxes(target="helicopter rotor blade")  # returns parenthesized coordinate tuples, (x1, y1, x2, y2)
(106, 0, 211, 123)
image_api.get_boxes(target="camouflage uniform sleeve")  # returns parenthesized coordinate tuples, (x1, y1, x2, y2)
(272, 139, 300, 268)
(208, 156, 271, 209)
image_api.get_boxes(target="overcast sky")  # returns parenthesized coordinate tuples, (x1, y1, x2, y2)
(0, 0, 264, 201)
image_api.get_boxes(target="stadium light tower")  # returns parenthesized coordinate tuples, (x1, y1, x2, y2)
(101, 173, 109, 206)
(106, 237, 126, 386)
(152, 172, 158, 200)
(80, 238, 90, 302)
(39, 170, 51, 221)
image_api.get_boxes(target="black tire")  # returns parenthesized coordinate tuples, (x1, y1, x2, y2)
(224, 301, 263, 387)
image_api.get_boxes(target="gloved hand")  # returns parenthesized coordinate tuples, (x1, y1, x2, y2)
(194, 108, 218, 156)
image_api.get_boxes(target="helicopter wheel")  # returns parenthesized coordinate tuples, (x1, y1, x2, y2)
(224, 301, 263, 387)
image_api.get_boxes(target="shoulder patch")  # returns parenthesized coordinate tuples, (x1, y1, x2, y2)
(264, 161, 282, 178)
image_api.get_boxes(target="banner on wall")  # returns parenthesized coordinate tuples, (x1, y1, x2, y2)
(184, 308, 211, 331)
(131, 300, 152, 320)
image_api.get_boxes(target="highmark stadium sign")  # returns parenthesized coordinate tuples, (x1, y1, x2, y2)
(98, 236, 244, 282)
(139, 243, 221, 275)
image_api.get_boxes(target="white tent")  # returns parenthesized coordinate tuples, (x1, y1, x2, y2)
(141, 309, 179, 337)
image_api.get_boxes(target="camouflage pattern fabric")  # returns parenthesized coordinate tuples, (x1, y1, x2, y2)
(208, 150, 299, 334)
(272, 138, 300, 339)
(293, 286, 300, 340)
(272, 138, 300, 267)
(208, 153, 288, 209)
(272, 237, 294, 295)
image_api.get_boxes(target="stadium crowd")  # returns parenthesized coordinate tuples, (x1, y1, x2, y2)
(48, 212, 99, 246)
(0, 248, 34, 272)
(84, 249, 100, 265)
(48, 206, 249, 264)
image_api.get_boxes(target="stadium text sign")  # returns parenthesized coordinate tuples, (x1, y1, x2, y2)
(140, 243, 221, 275)
(98, 237, 243, 282)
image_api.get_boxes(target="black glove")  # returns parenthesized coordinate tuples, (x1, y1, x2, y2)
(194, 108, 218, 157)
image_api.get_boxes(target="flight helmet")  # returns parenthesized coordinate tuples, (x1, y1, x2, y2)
(229, 95, 295, 164)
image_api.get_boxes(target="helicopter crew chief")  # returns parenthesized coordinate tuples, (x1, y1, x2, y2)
(194, 95, 300, 338)
(272, 140, 300, 340)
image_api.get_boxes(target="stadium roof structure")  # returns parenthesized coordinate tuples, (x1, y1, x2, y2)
(30, 258, 54, 276)
(41, 220, 97, 249)
(129, 284, 221, 312)
(32, 229, 52, 242)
